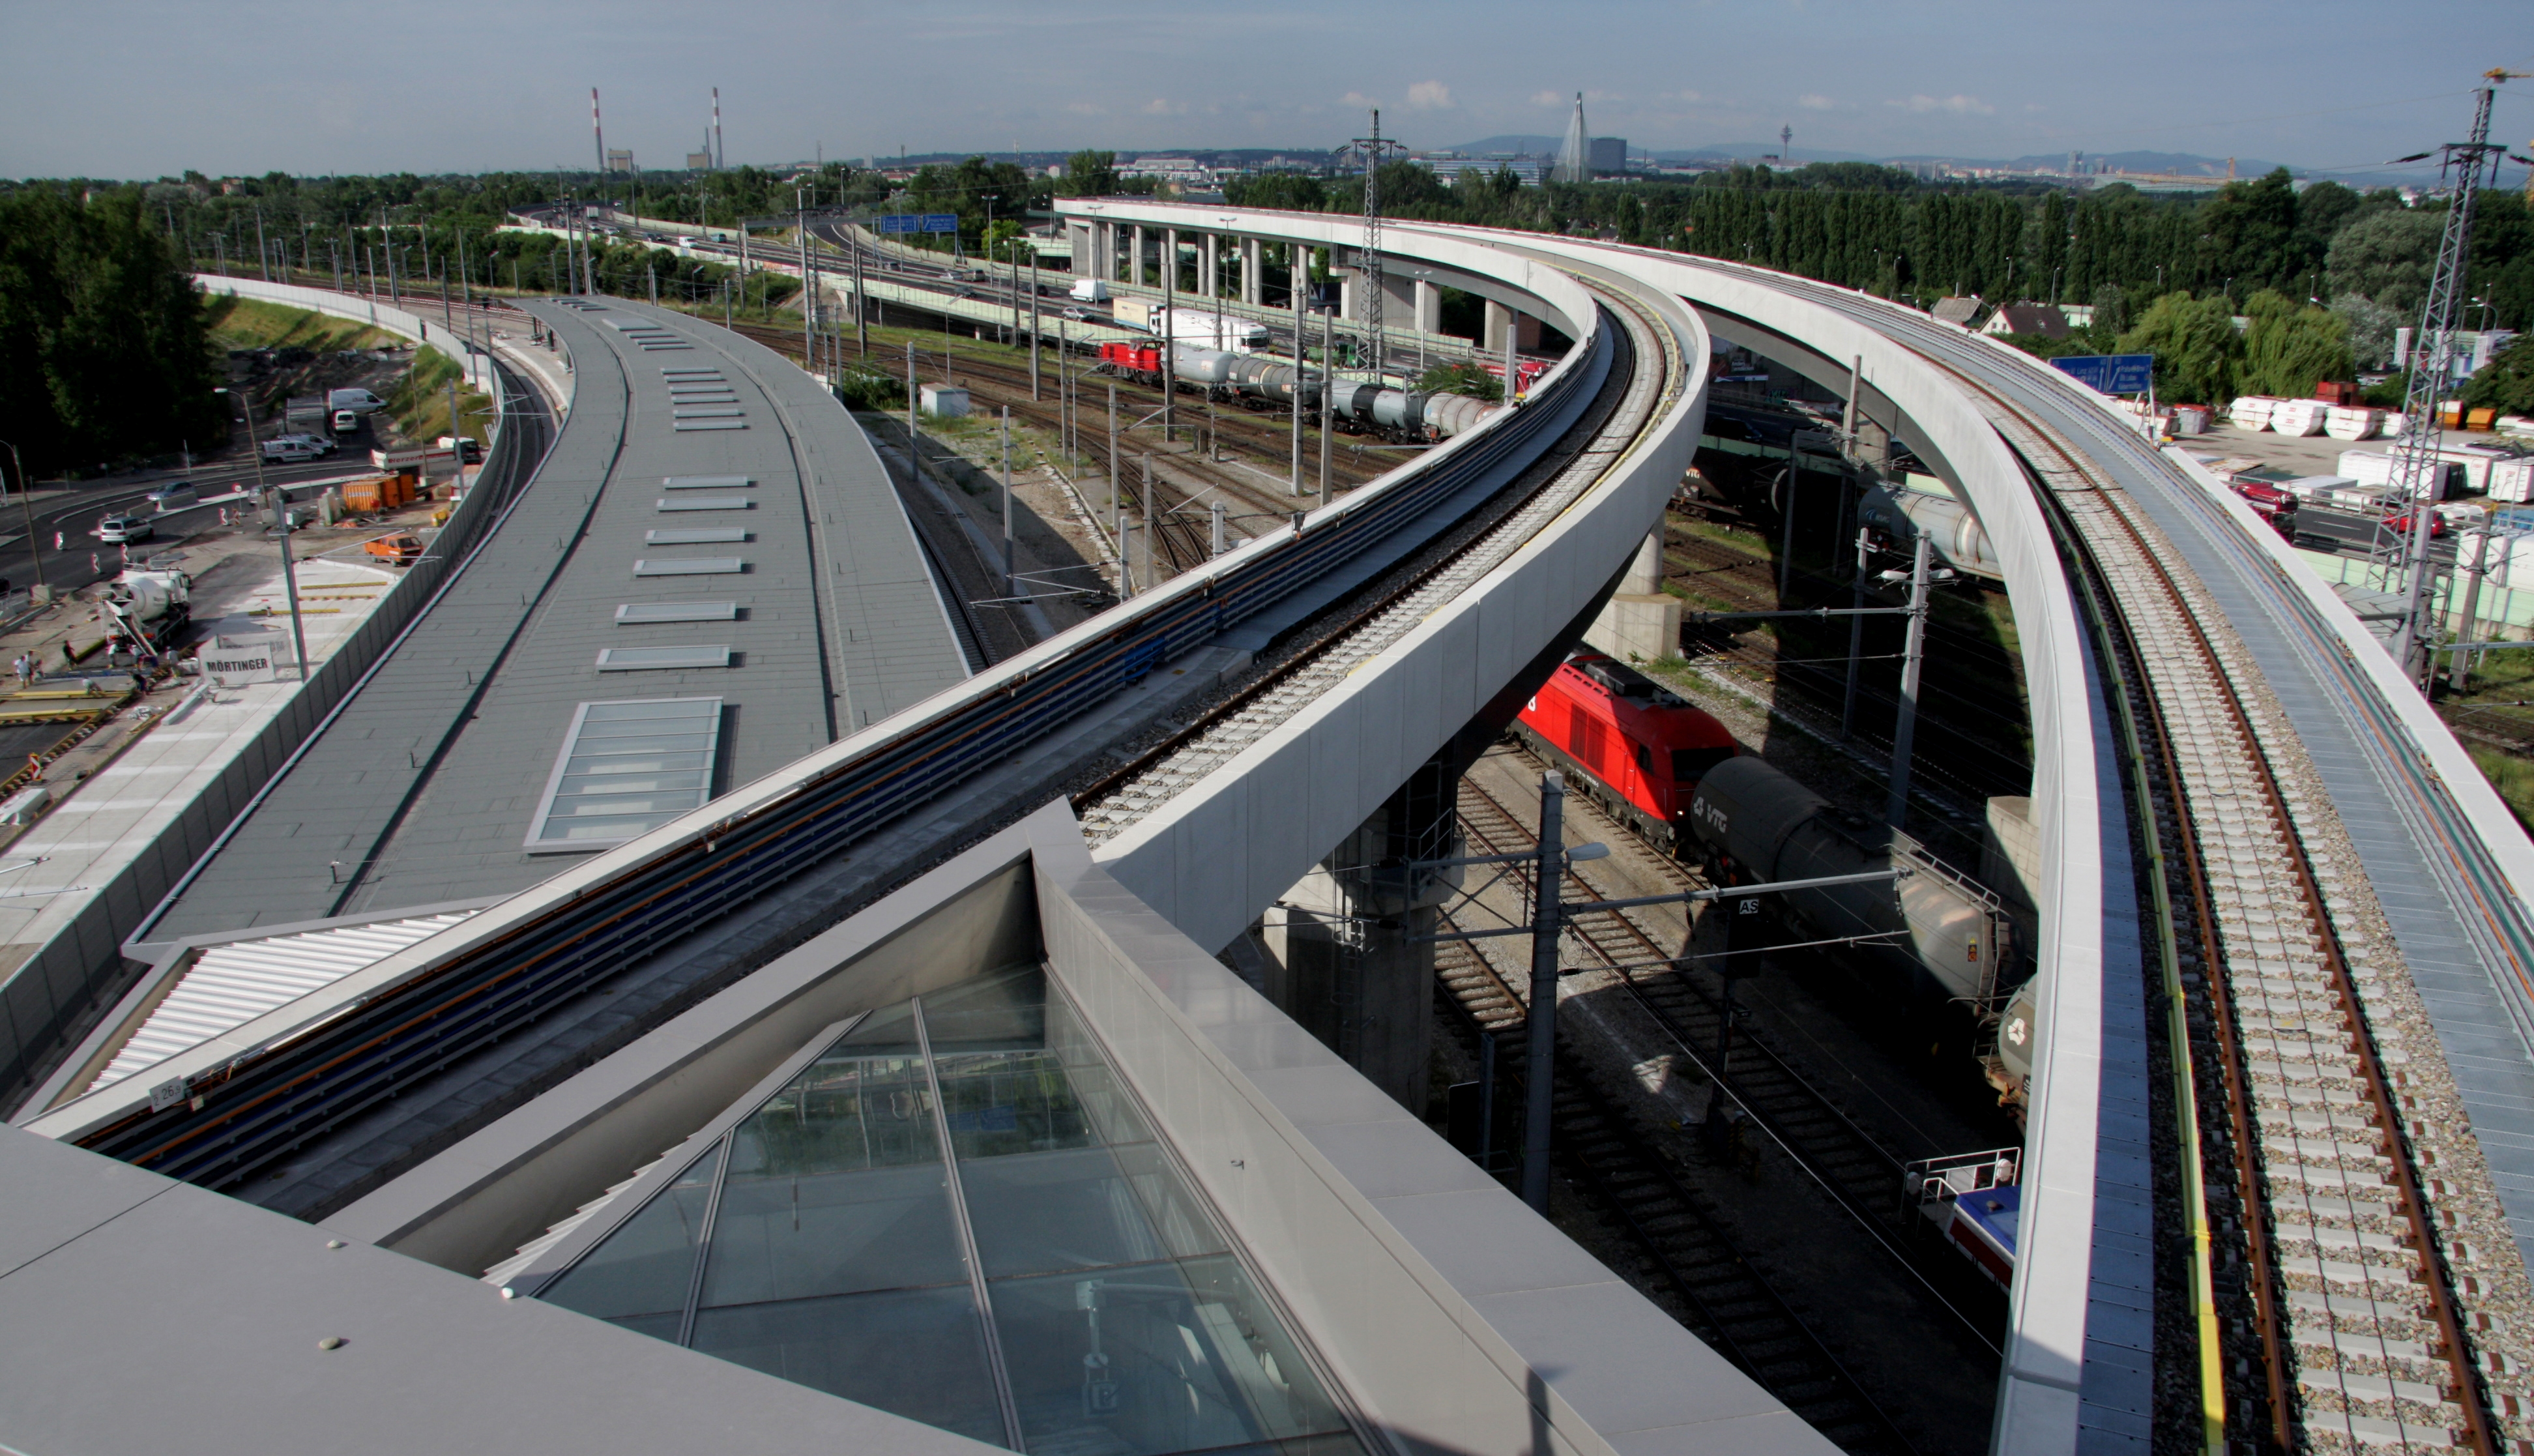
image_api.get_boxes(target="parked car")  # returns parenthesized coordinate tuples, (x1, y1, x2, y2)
(96, 514, 154, 544)
(275, 431, 338, 455)
(144, 484, 200, 511)
(262, 439, 326, 463)
(331, 409, 362, 435)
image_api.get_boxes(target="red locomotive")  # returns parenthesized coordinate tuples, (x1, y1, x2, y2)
(1513, 652, 1740, 848)
(1098, 341, 1164, 378)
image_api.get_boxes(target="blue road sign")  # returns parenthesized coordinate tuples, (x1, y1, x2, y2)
(877, 214, 918, 235)
(2051, 353, 2155, 394)
(922, 213, 959, 234)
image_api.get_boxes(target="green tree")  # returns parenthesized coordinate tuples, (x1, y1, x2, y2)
(0, 184, 224, 476)
(1223, 173, 1330, 212)
(2330, 293, 2400, 369)
(1414, 361, 1502, 401)
(2118, 291, 2242, 405)
(2461, 333, 2534, 418)
(2326, 207, 2441, 314)
(2239, 289, 2354, 396)
(1061, 150, 1120, 197)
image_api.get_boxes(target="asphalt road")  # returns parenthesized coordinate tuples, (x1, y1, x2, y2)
(1, 433, 383, 598)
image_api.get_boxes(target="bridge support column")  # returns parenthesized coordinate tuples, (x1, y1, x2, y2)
(1201, 235, 1218, 302)
(1242, 239, 1262, 306)
(1583, 530, 1681, 664)
(1067, 221, 1094, 276)
(1414, 278, 1442, 337)
(1130, 226, 1145, 287)
(1259, 756, 1458, 1111)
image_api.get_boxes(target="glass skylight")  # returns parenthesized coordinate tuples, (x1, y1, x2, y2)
(523, 967, 1366, 1456)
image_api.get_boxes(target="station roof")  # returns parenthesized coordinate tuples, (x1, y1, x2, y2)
(144, 301, 969, 940)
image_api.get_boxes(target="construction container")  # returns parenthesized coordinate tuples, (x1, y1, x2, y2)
(2314, 381, 2359, 407)
(918, 384, 970, 418)
(2228, 396, 2279, 431)
(2172, 405, 2209, 435)
(339, 471, 415, 514)
(2468, 407, 2498, 432)
(2325, 405, 2382, 441)
(2486, 458, 2534, 504)
(2269, 399, 2328, 437)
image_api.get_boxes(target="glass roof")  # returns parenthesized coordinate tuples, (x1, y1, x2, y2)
(531, 966, 1365, 1456)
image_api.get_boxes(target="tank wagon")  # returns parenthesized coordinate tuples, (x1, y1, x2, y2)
(1855, 482, 2002, 582)
(1097, 342, 1500, 443)
(1512, 652, 1740, 848)
(1685, 755, 2022, 1012)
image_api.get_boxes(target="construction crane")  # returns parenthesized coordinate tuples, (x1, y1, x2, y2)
(1341, 109, 1407, 385)
(2389, 68, 2529, 680)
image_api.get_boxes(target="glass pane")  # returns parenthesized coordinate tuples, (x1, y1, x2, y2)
(554, 770, 708, 797)
(538, 1139, 723, 1326)
(935, 1051, 1098, 1159)
(700, 1053, 966, 1309)
(690, 1285, 1006, 1448)
(1048, 994, 1154, 1148)
(923, 965, 1049, 1051)
(584, 699, 720, 723)
(541, 791, 710, 817)
(959, 1141, 1229, 1279)
(990, 1257, 1357, 1456)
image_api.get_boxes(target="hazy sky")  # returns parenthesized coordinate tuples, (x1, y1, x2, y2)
(5, 1, 2531, 179)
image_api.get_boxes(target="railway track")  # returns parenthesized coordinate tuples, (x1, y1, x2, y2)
(1974, 371, 2505, 1453)
(1450, 769, 2008, 1344)
(1429, 930, 1919, 1454)
(1075, 276, 1676, 842)
(727, 318, 1369, 577)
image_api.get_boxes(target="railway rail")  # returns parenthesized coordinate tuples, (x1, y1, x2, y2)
(1449, 768, 2008, 1349)
(1428, 938, 1919, 1455)
(1074, 276, 1676, 842)
(1975, 368, 2503, 1452)
(725, 317, 1371, 577)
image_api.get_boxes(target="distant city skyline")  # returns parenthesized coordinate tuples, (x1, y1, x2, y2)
(3, 0, 2529, 181)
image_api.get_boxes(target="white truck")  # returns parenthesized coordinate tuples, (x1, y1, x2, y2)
(1068, 277, 1110, 303)
(1109, 298, 1266, 348)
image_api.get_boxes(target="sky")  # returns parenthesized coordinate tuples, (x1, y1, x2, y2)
(3, 0, 2532, 181)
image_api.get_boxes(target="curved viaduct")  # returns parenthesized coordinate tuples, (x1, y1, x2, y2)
(9, 202, 2534, 1456)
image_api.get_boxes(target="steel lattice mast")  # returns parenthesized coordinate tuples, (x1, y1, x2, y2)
(1343, 109, 1406, 383)
(2391, 70, 2527, 678)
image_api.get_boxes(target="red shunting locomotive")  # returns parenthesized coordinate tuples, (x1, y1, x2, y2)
(1513, 652, 1740, 849)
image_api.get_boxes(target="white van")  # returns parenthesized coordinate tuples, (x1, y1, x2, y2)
(1068, 278, 1110, 303)
(327, 388, 387, 415)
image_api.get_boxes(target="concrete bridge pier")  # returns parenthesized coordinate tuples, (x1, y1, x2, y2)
(1241, 238, 1262, 306)
(1200, 235, 1218, 301)
(1584, 531, 1682, 664)
(1483, 299, 1543, 355)
(1129, 225, 1145, 287)
(1259, 754, 1461, 1111)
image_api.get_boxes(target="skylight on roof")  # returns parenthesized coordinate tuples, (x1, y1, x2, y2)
(514, 967, 1369, 1456)
(524, 697, 722, 852)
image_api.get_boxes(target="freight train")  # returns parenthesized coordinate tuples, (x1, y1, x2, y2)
(1514, 652, 2037, 1107)
(1096, 342, 1502, 443)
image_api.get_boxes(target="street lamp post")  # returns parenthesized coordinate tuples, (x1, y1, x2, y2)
(0, 441, 42, 594)
(221, 389, 307, 682)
